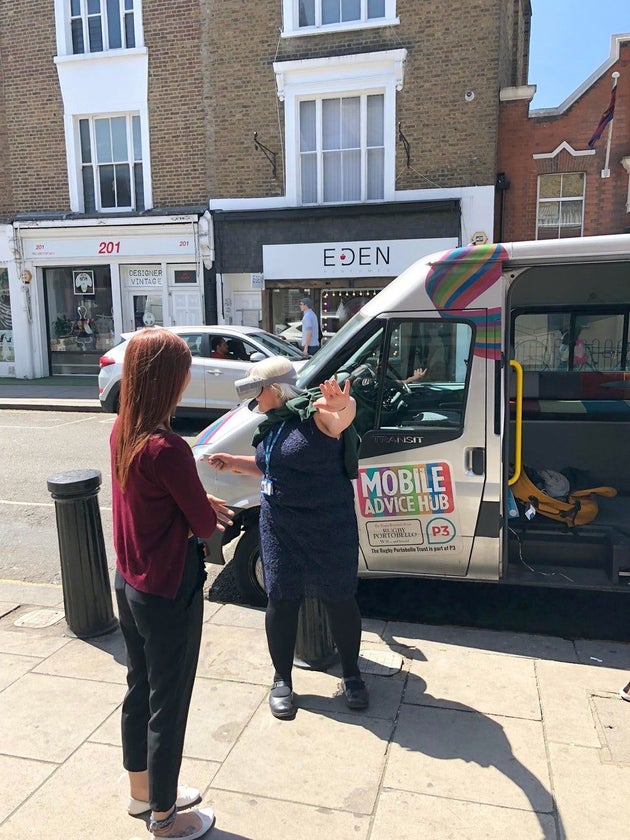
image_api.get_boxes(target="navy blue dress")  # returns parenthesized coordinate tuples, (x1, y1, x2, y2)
(255, 416, 359, 601)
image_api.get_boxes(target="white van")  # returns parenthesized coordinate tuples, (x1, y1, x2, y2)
(192, 234, 630, 604)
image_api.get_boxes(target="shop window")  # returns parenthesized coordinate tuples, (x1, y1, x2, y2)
(270, 287, 381, 348)
(282, 0, 397, 35)
(321, 288, 380, 341)
(0, 268, 13, 364)
(45, 266, 114, 375)
(274, 50, 405, 206)
(69, 0, 136, 54)
(536, 173, 585, 240)
(79, 114, 144, 212)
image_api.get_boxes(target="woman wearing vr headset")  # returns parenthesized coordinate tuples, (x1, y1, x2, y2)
(112, 328, 232, 839)
(208, 355, 368, 720)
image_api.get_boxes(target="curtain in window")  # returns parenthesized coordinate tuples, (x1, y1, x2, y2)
(300, 94, 384, 204)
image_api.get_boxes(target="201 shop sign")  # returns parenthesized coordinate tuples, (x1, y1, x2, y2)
(357, 462, 454, 518)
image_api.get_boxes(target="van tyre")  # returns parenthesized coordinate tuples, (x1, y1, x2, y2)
(232, 527, 267, 607)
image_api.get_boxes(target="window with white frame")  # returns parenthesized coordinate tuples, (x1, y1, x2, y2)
(536, 173, 585, 239)
(274, 49, 406, 206)
(283, 0, 397, 35)
(79, 115, 144, 212)
(70, 0, 136, 54)
(300, 94, 384, 203)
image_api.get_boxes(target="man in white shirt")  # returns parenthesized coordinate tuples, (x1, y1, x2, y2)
(299, 297, 320, 356)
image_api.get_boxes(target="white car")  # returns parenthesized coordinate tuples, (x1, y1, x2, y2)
(278, 321, 302, 347)
(98, 325, 306, 417)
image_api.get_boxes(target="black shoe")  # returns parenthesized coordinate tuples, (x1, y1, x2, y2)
(342, 677, 369, 710)
(269, 680, 297, 719)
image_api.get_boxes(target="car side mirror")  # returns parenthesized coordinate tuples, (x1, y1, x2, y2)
(249, 352, 265, 362)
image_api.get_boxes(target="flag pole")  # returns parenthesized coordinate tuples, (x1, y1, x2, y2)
(602, 72, 620, 178)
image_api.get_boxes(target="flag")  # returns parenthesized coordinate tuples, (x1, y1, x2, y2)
(588, 80, 617, 148)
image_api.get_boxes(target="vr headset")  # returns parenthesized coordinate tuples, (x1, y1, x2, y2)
(234, 368, 298, 401)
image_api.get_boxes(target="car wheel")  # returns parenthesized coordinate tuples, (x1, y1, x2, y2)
(232, 526, 267, 607)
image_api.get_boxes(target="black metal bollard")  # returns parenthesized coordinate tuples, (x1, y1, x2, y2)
(293, 597, 338, 671)
(47, 469, 118, 639)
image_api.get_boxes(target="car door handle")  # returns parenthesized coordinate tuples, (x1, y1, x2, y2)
(466, 447, 485, 475)
(206, 369, 222, 375)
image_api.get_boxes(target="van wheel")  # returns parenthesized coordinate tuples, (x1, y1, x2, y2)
(232, 527, 267, 607)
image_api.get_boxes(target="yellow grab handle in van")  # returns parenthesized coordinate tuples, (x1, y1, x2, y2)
(508, 359, 523, 486)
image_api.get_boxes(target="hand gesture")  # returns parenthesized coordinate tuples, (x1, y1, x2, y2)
(208, 453, 237, 472)
(206, 494, 234, 531)
(313, 377, 351, 414)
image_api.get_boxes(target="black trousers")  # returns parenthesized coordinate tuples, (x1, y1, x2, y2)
(115, 539, 205, 813)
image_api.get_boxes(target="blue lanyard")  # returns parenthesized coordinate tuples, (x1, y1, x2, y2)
(263, 421, 285, 477)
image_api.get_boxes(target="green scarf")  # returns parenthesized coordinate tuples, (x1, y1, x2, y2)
(251, 389, 360, 479)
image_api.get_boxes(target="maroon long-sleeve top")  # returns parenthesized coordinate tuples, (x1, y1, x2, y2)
(111, 422, 217, 598)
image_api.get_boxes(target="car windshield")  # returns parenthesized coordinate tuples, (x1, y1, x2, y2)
(252, 331, 305, 359)
(297, 311, 370, 387)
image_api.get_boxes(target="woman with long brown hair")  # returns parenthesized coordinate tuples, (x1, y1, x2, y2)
(112, 328, 232, 839)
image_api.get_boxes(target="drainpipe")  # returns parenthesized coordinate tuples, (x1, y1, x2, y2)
(621, 157, 630, 213)
(495, 172, 511, 242)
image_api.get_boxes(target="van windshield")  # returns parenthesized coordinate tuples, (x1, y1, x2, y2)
(297, 310, 369, 388)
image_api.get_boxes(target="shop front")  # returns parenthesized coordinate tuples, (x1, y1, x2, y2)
(13, 216, 204, 377)
(210, 200, 465, 342)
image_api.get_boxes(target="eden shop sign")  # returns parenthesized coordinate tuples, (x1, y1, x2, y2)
(263, 238, 458, 280)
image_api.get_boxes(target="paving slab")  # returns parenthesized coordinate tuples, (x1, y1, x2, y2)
(196, 623, 272, 686)
(0, 672, 121, 762)
(383, 704, 553, 813)
(0, 626, 70, 658)
(548, 740, 629, 840)
(370, 788, 558, 840)
(0, 602, 18, 620)
(0, 581, 64, 608)
(591, 694, 630, 762)
(404, 643, 542, 720)
(202, 599, 224, 623)
(0, 742, 217, 840)
(183, 676, 267, 762)
(204, 788, 371, 839)
(287, 665, 406, 721)
(0, 651, 41, 691)
(208, 602, 266, 629)
(536, 659, 623, 748)
(32, 631, 127, 684)
(0, 755, 57, 824)
(210, 702, 392, 813)
(384, 621, 578, 663)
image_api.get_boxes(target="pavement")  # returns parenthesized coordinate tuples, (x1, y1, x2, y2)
(2, 377, 630, 839)
(0, 376, 101, 412)
(2, 580, 630, 840)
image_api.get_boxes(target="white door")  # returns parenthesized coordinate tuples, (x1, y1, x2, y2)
(167, 264, 202, 325)
(171, 290, 203, 326)
(122, 292, 164, 331)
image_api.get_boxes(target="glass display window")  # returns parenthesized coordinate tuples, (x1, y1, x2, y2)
(44, 265, 114, 374)
(320, 288, 380, 342)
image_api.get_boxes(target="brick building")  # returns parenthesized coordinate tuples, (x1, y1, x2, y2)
(0, 0, 213, 379)
(203, 0, 532, 338)
(497, 33, 630, 244)
(0, 0, 531, 378)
